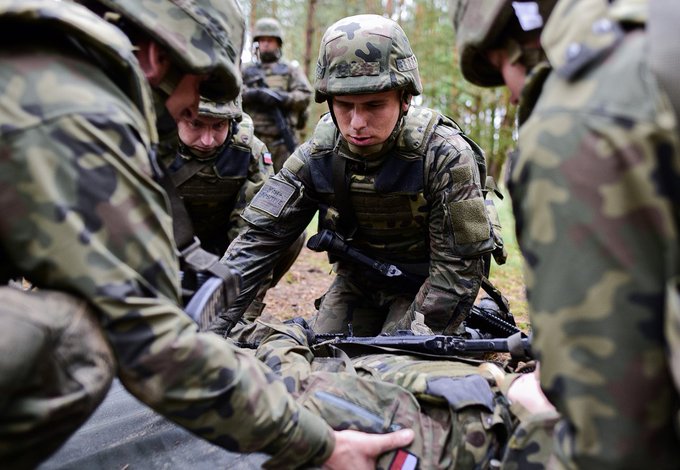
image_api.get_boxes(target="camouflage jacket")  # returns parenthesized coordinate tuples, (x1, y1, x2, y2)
(164, 113, 273, 255)
(0, 2, 333, 467)
(510, 0, 680, 467)
(241, 58, 312, 136)
(223, 106, 493, 331)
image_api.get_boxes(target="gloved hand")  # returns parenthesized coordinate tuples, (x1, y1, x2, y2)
(242, 87, 284, 107)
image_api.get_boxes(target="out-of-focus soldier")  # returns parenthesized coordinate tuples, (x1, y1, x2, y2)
(0, 0, 413, 467)
(211, 14, 497, 339)
(241, 17, 313, 173)
(451, 0, 680, 467)
(168, 97, 305, 320)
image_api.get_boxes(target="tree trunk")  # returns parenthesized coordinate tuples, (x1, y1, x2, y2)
(304, 0, 317, 78)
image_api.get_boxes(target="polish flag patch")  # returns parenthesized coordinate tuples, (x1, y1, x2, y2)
(389, 449, 418, 470)
(263, 151, 273, 165)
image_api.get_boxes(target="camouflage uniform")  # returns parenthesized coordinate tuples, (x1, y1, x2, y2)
(453, 0, 680, 467)
(0, 1, 334, 467)
(241, 18, 313, 173)
(215, 15, 494, 337)
(167, 98, 304, 321)
(230, 319, 557, 470)
(164, 98, 274, 256)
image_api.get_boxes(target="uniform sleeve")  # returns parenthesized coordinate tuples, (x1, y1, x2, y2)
(285, 62, 313, 113)
(410, 131, 491, 333)
(0, 113, 333, 467)
(221, 147, 317, 321)
(512, 48, 680, 466)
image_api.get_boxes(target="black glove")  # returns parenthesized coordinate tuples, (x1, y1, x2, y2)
(243, 88, 283, 107)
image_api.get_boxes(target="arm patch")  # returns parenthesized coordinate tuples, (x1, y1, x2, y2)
(449, 197, 491, 245)
(249, 178, 296, 218)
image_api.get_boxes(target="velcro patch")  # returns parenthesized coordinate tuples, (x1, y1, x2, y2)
(396, 55, 418, 72)
(335, 61, 380, 77)
(449, 197, 490, 244)
(249, 179, 296, 218)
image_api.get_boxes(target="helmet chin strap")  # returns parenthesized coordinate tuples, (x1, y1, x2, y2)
(328, 90, 411, 157)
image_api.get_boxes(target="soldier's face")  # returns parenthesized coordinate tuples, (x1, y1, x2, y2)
(165, 74, 205, 121)
(257, 36, 280, 53)
(486, 49, 527, 105)
(332, 90, 406, 148)
(177, 109, 230, 154)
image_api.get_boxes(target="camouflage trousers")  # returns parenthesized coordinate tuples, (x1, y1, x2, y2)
(310, 269, 416, 336)
(230, 320, 557, 469)
(0, 286, 115, 468)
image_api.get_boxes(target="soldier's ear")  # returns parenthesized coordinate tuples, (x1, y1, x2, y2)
(401, 93, 412, 114)
(135, 40, 171, 87)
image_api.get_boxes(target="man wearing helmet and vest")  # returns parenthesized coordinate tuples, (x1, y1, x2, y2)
(169, 97, 305, 321)
(0, 0, 413, 467)
(452, 0, 680, 467)
(241, 17, 314, 173)
(212, 14, 495, 340)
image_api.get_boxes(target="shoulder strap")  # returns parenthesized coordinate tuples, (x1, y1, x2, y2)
(649, 0, 680, 129)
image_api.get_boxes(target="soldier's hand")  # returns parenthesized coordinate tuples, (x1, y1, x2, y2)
(323, 428, 415, 470)
(243, 88, 282, 107)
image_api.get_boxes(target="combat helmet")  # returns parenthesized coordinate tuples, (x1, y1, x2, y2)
(314, 14, 423, 103)
(92, 0, 246, 100)
(253, 17, 284, 45)
(450, 0, 558, 87)
(198, 95, 243, 122)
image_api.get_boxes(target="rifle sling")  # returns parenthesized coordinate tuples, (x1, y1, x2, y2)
(169, 157, 213, 188)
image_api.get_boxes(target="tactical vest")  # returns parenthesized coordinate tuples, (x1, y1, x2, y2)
(307, 107, 486, 264)
(170, 116, 256, 233)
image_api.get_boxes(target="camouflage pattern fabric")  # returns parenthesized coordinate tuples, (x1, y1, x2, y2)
(313, 14, 422, 101)
(0, 287, 115, 468)
(93, 0, 246, 101)
(230, 319, 557, 469)
(0, 1, 334, 467)
(241, 57, 312, 172)
(509, 0, 680, 467)
(217, 105, 493, 336)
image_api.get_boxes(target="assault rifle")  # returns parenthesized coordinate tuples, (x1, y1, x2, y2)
(242, 68, 298, 154)
(314, 329, 533, 361)
(307, 229, 521, 338)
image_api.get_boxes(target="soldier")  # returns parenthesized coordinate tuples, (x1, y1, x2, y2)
(451, 0, 680, 467)
(0, 0, 413, 467)
(212, 14, 496, 338)
(169, 97, 305, 320)
(241, 17, 314, 173)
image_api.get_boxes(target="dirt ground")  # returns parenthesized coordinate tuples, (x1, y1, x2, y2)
(258, 247, 333, 322)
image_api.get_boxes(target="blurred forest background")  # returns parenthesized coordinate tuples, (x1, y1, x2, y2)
(238, 0, 530, 328)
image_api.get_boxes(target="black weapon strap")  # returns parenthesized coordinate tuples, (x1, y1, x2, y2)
(169, 158, 213, 188)
(332, 154, 358, 238)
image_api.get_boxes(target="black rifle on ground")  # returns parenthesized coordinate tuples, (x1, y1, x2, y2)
(242, 68, 298, 154)
(314, 329, 533, 361)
